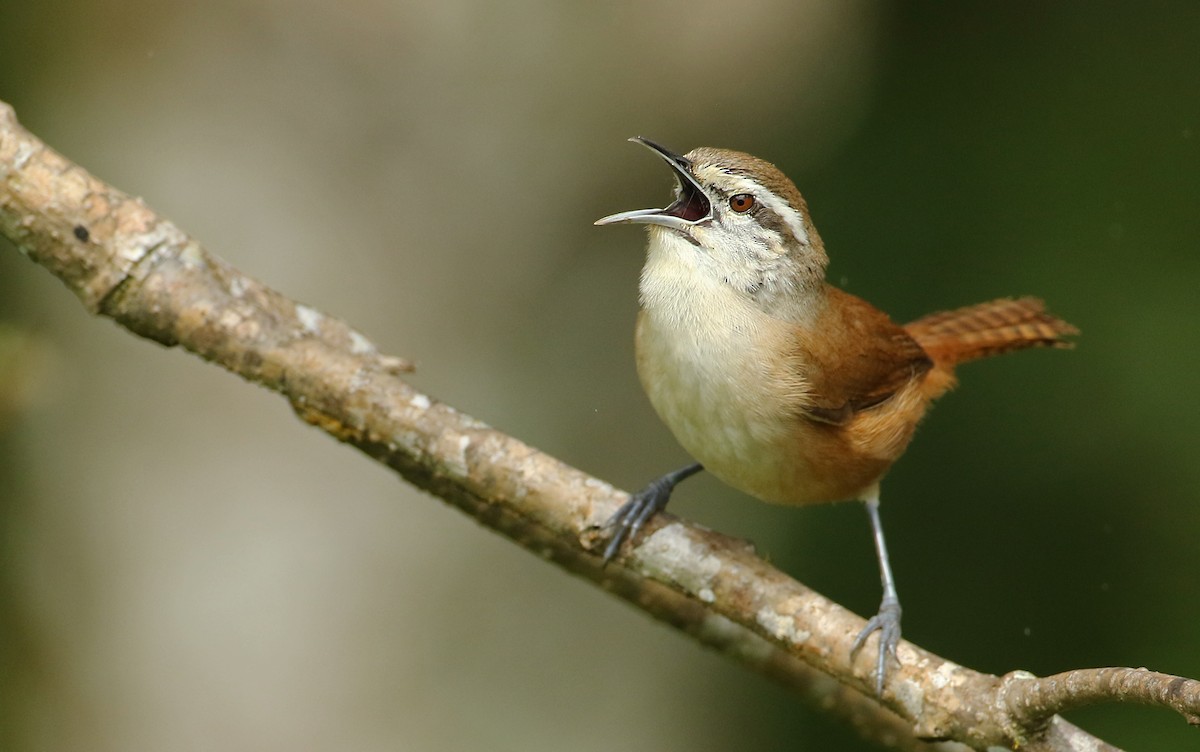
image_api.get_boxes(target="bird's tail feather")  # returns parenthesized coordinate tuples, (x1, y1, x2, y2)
(905, 297, 1078, 367)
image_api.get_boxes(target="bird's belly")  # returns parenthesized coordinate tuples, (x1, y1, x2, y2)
(636, 312, 878, 505)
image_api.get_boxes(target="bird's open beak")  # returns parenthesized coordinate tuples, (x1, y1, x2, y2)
(595, 137, 713, 229)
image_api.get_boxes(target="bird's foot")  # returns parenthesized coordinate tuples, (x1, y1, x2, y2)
(851, 594, 902, 696)
(601, 475, 676, 563)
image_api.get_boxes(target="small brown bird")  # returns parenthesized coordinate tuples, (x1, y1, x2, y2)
(595, 138, 1077, 694)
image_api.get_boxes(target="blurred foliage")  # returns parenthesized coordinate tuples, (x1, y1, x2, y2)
(2, 2, 1199, 751)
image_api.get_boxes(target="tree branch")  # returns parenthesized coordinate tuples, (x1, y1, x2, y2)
(1001, 668, 1200, 730)
(1, 99, 1196, 751)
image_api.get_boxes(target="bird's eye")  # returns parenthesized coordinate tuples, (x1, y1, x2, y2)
(729, 194, 755, 213)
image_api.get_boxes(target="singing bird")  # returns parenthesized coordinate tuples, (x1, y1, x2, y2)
(595, 138, 1077, 693)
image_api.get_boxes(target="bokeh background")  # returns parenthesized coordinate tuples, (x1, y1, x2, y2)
(2, 2, 1198, 750)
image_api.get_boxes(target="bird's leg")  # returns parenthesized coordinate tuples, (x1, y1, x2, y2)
(603, 462, 704, 562)
(851, 494, 902, 696)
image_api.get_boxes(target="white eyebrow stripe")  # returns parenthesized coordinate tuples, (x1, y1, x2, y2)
(724, 175, 809, 246)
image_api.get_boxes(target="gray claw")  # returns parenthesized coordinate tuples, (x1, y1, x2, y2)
(851, 595, 902, 696)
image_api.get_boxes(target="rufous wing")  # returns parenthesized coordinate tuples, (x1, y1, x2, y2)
(797, 287, 933, 426)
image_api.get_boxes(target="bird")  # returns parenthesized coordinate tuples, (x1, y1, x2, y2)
(594, 137, 1077, 694)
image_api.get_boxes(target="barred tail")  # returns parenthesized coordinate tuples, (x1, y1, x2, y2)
(905, 297, 1078, 368)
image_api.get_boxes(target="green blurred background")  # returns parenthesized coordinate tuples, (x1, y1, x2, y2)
(1, 2, 1198, 750)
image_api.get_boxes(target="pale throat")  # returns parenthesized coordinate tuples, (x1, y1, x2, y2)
(640, 227, 827, 333)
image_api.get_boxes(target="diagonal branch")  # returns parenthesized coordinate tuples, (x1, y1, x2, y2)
(1, 99, 1196, 752)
